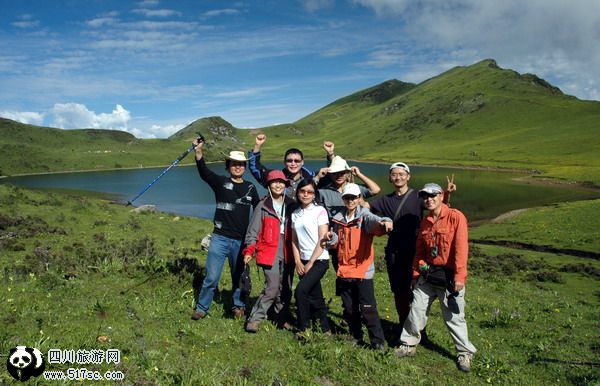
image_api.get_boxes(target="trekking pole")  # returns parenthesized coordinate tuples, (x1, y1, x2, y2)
(127, 134, 204, 206)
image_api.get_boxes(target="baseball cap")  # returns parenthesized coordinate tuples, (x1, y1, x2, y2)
(389, 162, 410, 173)
(341, 183, 361, 197)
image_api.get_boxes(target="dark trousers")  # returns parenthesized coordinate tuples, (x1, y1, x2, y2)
(386, 250, 415, 327)
(278, 262, 295, 325)
(295, 260, 330, 332)
(337, 278, 385, 346)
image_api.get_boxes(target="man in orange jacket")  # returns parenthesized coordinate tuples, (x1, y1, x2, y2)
(394, 183, 477, 373)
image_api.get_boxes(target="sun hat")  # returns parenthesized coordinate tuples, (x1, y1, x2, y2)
(266, 169, 290, 186)
(389, 162, 410, 174)
(225, 151, 248, 162)
(341, 183, 361, 197)
(418, 183, 443, 196)
(328, 155, 351, 174)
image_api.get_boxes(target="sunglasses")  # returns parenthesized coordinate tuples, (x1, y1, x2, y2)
(285, 158, 302, 163)
(420, 193, 439, 199)
(342, 195, 359, 201)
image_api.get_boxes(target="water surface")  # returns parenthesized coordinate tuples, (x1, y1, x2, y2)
(3, 161, 596, 222)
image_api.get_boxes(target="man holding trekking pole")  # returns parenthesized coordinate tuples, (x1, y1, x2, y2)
(191, 137, 260, 321)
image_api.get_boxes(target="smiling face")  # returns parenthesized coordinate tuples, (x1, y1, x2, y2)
(421, 192, 443, 211)
(331, 170, 350, 186)
(342, 194, 359, 212)
(284, 152, 304, 175)
(228, 161, 246, 179)
(268, 179, 286, 198)
(297, 185, 316, 207)
(389, 167, 410, 189)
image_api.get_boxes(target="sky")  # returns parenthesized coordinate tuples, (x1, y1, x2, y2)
(1, 0, 599, 138)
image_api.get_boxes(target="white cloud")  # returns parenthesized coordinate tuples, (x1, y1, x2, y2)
(132, 8, 181, 17)
(51, 103, 131, 130)
(201, 9, 241, 18)
(0, 110, 44, 126)
(87, 17, 118, 28)
(129, 123, 185, 139)
(12, 20, 40, 28)
(214, 86, 283, 98)
(138, 0, 159, 7)
(300, 0, 335, 12)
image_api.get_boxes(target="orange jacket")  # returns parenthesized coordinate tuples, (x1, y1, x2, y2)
(331, 206, 391, 279)
(413, 203, 469, 283)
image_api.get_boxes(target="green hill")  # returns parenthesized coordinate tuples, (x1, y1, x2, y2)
(251, 59, 600, 185)
(1, 59, 599, 185)
(0, 117, 251, 176)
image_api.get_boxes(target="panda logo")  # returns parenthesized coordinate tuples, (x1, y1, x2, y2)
(6, 346, 46, 382)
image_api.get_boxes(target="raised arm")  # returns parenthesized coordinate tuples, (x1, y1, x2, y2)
(247, 134, 270, 187)
(193, 138, 220, 187)
(350, 166, 381, 196)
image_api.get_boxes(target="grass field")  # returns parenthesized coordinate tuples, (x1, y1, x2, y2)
(1, 184, 599, 385)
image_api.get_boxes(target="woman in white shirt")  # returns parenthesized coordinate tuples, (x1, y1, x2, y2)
(291, 179, 331, 334)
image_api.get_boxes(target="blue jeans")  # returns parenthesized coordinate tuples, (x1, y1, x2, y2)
(195, 233, 245, 313)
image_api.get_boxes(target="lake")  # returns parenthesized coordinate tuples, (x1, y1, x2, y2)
(2, 160, 596, 222)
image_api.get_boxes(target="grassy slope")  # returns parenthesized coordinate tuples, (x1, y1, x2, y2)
(256, 60, 600, 185)
(1, 184, 599, 384)
(0, 117, 252, 176)
(470, 199, 600, 254)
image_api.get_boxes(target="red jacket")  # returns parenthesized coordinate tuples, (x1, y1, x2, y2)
(413, 203, 469, 283)
(243, 196, 294, 266)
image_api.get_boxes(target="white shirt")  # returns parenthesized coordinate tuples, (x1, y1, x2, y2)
(291, 203, 330, 261)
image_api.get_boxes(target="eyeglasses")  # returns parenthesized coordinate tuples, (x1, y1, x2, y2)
(299, 189, 315, 196)
(390, 173, 408, 178)
(420, 193, 439, 200)
(285, 158, 302, 163)
(342, 195, 359, 201)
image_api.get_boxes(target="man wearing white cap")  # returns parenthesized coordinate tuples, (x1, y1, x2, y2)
(191, 138, 260, 321)
(370, 162, 455, 334)
(395, 182, 476, 373)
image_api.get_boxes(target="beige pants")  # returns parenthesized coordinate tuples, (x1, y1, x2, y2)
(400, 277, 477, 355)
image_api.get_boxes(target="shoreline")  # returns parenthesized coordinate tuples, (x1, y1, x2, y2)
(2, 159, 598, 192)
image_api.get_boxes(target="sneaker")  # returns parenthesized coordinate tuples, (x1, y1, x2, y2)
(191, 310, 206, 321)
(394, 344, 416, 357)
(457, 354, 472, 372)
(245, 321, 259, 333)
(232, 307, 245, 320)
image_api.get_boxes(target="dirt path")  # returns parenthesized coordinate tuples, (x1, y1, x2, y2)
(471, 239, 600, 260)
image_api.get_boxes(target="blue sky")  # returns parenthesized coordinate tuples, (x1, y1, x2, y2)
(1, 0, 599, 138)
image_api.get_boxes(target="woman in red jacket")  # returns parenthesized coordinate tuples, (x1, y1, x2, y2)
(243, 170, 295, 333)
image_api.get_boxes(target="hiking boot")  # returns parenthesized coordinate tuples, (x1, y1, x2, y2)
(277, 321, 294, 331)
(232, 307, 245, 320)
(457, 353, 472, 372)
(191, 310, 206, 321)
(371, 342, 386, 351)
(394, 344, 416, 357)
(245, 321, 259, 333)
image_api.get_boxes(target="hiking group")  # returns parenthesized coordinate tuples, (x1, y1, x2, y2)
(190, 133, 476, 373)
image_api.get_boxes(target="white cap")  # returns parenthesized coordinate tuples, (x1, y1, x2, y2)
(419, 183, 443, 196)
(389, 162, 410, 173)
(341, 183, 361, 197)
